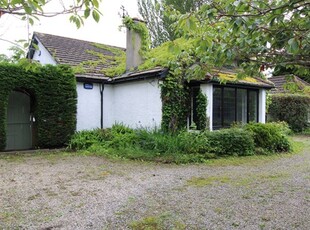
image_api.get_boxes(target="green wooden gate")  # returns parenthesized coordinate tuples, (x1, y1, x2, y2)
(5, 91, 32, 150)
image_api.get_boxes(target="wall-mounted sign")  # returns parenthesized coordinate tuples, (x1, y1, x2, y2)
(84, 83, 93, 90)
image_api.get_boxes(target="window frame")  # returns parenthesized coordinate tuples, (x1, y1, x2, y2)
(212, 85, 259, 129)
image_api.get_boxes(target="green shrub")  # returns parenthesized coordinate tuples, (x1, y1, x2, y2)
(245, 122, 291, 153)
(68, 129, 108, 150)
(68, 123, 291, 163)
(269, 94, 310, 132)
(177, 131, 211, 154)
(204, 128, 255, 156)
(302, 128, 310, 136)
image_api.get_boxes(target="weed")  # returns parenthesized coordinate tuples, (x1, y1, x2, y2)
(129, 216, 162, 230)
(129, 213, 186, 230)
(187, 176, 231, 187)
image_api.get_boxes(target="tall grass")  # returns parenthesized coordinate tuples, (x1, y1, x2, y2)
(68, 123, 292, 164)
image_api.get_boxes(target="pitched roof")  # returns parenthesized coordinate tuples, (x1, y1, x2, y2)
(28, 32, 275, 88)
(31, 32, 125, 77)
(269, 75, 310, 93)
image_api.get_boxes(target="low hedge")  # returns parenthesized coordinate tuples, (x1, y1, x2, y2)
(205, 128, 255, 156)
(269, 94, 310, 132)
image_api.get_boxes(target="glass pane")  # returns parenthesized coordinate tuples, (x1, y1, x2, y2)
(223, 88, 236, 127)
(192, 88, 199, 126)
(213, 87, 222, 129)
(248, 90, 258, 122)
(236, 89, 247, 124)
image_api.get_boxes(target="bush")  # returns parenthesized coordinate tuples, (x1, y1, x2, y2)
(204, 128, 255, 156)
(245, 122, 291, 153)
(68, 123, 291, 163)
(269, 94, 310, 132)
(69, 129, 109, 150)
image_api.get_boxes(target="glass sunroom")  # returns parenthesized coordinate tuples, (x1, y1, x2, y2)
(189, 72, 274, 130)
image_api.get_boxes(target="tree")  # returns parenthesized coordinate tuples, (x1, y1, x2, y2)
(166, 0, 310, 78)
(0, 0, 102, 28)
(138, 0, 207, 47)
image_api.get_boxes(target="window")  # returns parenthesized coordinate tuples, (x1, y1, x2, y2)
(213, 86, 258, 129)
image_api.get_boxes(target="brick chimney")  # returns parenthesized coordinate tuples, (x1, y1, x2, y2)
(126, 18, 145, 71)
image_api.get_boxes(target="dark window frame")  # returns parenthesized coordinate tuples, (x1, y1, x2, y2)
(213, 85, 259, 130)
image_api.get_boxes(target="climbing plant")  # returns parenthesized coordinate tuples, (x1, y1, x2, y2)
(195, 89, 208, 130)
(0, 63, 77, 150)
(122, 16, 151, 57)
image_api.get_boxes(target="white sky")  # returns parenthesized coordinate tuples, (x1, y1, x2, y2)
(0, 0, 139, 57)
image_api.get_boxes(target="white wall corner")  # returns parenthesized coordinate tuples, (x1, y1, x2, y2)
(259, 89, 266, 123)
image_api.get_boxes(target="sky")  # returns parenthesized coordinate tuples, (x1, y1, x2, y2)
(0, 0, 139, 57)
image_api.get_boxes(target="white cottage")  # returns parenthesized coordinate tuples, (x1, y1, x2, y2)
(28, 26, 273, 131)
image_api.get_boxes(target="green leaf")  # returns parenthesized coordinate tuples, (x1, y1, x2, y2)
(92, 0, 99, 8)
(23, 5, 32, 14)
(92, 10, 100, 23)
(28, 17, 34, 25)
(288, 38, 299, 54)
(11, 0, 23, 5)
(84, 9, 90, 18)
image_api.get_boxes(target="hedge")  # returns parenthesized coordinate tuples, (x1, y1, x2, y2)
(269, 94, 310, 132)
(245, 122, 291, 153)
(0, 63, 77, 150)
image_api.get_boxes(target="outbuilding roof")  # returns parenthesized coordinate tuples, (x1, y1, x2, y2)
(268, 75, 310, 93)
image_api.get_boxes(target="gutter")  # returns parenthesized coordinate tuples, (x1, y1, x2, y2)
(99, 83, 104, 129)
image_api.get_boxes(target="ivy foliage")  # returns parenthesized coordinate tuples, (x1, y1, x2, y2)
(0, 63, 77, 150)
(161, 73, 190, 132)
(269, 94, 310, 132)
(122, 17, 151, 57)
(195, 89, 208, 130)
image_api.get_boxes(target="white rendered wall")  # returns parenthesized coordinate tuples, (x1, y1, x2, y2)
(111, 79, 162, 129)
(200, 84, 213, 130)
(258, 89, 266, 123)
(76, 82, 101, 131)
(102, 84, 114, 128)
(32, 40, 57, 65)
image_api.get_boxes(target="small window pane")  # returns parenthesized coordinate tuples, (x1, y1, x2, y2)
(213, 87, 222, 129)
(223, 88, 235, 127)
(237, 89, 247, 124)
(248, 90, 258, 122)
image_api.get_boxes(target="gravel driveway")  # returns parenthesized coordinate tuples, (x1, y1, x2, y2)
(0, 136, 309, 230)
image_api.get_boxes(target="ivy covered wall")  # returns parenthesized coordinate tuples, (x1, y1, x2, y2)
(0, 63, 77, 150)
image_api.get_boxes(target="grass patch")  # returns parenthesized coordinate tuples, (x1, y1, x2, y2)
(129, 213, 186, 230)
(187, 176, 231, 187)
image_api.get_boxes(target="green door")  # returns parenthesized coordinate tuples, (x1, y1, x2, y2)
(5, 91, 32, 150)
